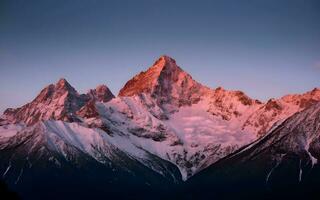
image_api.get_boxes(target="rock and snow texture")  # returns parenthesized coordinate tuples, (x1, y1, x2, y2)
(0, 124, 24, 141)
(87, 85, 115, 103)
(94, 94, 259, 179)
(242, 88, 320, 136)
(2, 79, 115, 126)
(2, 78, 87, 125)
(229, 101, 320, 167)
(0, 120, 180, 182)
(188, 102, 320, 199)
(0, 55, 320, 181)
(119, 56, 210, 110)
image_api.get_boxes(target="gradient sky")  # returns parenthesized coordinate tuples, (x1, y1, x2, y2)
(1, 0, 320, 113)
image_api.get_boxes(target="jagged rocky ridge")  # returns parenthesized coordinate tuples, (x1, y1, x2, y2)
(2, 79, 115, 125)
(0, 55, 320, 199)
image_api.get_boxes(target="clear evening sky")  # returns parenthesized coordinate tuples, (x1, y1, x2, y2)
(0, 0, 319, 113)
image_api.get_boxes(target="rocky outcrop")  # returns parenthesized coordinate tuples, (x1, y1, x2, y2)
(119, 55, 210, 108)
(2, 79, 114, 126)
(87, 85, 114, 103)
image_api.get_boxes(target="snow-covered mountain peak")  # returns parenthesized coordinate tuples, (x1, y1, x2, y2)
(55, 78, 75, 91)
(32, 78, 76, 103)
(118, 55, 183, 96)
(87, 84, 115, 103)
(96, 84, 109, 91)
(150, 55, 179, 72)
(119, 56, 210, 109)
(2, 78, 88, 125)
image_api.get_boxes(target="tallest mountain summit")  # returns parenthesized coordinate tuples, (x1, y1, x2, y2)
(119, 55, 207, 107)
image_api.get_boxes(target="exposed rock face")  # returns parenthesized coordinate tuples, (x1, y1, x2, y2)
(282, 87, 320, 108)
(77, 100, 100, 119)
(206, 87, 261, 121)
(3, 79, 88, 125)
(243, 88, 320, 136)
(87, 85, 114, 103)
(2, 79, 115, 126)
(119, 55, 209, 108)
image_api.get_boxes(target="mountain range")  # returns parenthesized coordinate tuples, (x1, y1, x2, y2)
(0, 55, 319, 199)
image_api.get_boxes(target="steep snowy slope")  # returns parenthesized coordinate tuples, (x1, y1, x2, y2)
(187, 102, 320, 199)
(90, 94, 260, 179)
(0, 120, 180, 179)
(0, 120, 181, 199)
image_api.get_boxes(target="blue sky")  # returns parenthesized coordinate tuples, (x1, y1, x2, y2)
(0, 0, 320, 113)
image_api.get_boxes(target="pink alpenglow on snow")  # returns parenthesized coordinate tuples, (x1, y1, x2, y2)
(1, 55, 319, 180)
